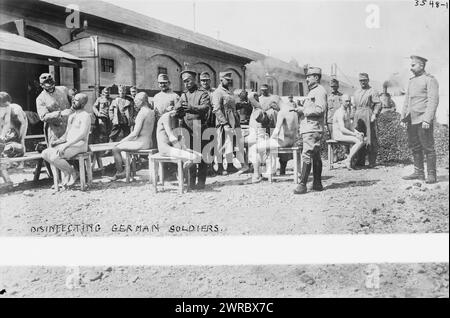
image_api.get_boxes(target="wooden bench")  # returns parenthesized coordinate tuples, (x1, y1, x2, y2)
(124, 149, 158, 183)
(88, 142, 119, 172)
(326, 139, 353, 170)
(51, 152, 93, 191)
(0, 151, 45, 183)
(149, 153, 191, 194)
(267, 146, 302, 183)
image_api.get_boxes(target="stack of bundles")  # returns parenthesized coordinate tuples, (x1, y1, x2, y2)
(377, 111, 411, 164)
(435, 123, 449, 167)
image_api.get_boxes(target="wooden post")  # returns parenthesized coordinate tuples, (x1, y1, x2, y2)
(73, 67, 80, 91)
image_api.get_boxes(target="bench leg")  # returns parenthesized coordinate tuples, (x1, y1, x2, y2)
(0, 165, 12, 184)
(148, 158, 154, 184)
(159, 163, 164, 186)
(178, 160, 184, 194)
(86, 156, 93, 186)
(51, 165, 60, 191)
(328, 144, 333, 170)
(125, 153, 131, 183)
(152, 160, 158, 193)
(78, 157, 86, 191)
(268, 154, 273, 183)
(293, 150, 299, 184)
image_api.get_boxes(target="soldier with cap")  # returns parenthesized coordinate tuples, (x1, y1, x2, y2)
(352, 72, 381, 168)
(177, 70, 212, 189)
(212, 71, 249, 175)
(41, 93, 91, 187)
(109, 84, 134, 142)
(36, 73, 73, 146)
(401, 55, 439, 184)
(93, 87, 113, 144)
(259, 84, 281, 129)
(153, 74, 180, 118)
(292, 67, 328, 194)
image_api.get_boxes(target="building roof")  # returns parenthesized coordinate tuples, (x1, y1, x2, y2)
(0, 30, 83, 61)
(42, 0, 265, 61)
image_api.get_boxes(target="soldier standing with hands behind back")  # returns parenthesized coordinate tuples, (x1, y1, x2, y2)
(401, 55, 439, 184)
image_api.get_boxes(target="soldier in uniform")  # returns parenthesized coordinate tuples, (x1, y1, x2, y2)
(36, 73, 73, 147)
(352, 73, 382, 168)
(212, 71, 249, 175)
(153, 74, 180, 118)
(109, 84, 134, 142)
(178, 70, 211, 190)
(401, 55, 439, 184)
(292, 67, 328, 194)
(93, 87, 113, 144)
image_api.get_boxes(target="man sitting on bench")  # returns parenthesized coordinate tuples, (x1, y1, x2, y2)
(0, 92, 28, 184)
(111, 92, 156, 180)
(332, 94, 364, 169)
(157, 105, 201, 168)
(42, 93, 91, 186)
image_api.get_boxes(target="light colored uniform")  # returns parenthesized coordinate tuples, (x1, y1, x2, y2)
(36, 86, 71, 145)
(153, 90, 180, 117)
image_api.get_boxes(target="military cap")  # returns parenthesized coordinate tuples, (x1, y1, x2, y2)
(410, 55, 428, 64)
(330, 78, 339, 87)
(101, 87, 110, 94)
(39, 73, 54, 84)
(199, 72, 211, 80)
(157, 74, 170, 82)
(359, 73, 370, 80)
(260, 84, 269, 90)
(219, 71, 232, 80)
(180, 70, 197, 80)
(306, 67, 322, 76)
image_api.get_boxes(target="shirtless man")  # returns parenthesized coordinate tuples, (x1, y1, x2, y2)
(111, 92, 156, 179)
(255, 100, 300, 179)
(332, 94, 364, 169)
(0, 92, 28, 184)
(156, 106, 201, 167)
(41, 93, 91, 187)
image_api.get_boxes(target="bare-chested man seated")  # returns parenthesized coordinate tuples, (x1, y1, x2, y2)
(157, 105, 201, 168)
(332, 94, 365, 169)
(111, 92, 156, 179)
(42, 93, 91, 187)
(255, 100, 300, 179)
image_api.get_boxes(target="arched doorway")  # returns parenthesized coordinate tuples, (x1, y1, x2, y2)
(98, 42, 136, 87)
(224, 67, 243, 90)
(147, 54, 182, 94)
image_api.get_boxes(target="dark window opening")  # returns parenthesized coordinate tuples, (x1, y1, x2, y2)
(101, 58, 114, 73)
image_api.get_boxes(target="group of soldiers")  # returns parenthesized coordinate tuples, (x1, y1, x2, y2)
(0, 54, 440, 191)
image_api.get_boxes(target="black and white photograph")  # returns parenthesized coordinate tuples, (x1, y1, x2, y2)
(0, 0, 448, 300)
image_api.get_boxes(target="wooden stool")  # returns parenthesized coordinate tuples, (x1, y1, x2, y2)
(124, 149, 158, 183)
(326, 139, 353, 170)
(267, 146, 302, 183)
(51, 152, 93, 191)
(149, 153, 191, 194)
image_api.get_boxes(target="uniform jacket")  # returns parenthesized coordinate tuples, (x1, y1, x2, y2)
(401, 72, 439, 125)
(178, 86, 211, 131)
(109, 97, 134, 126)
(212, 84, 240, 129)
(300, 83, 328, 134)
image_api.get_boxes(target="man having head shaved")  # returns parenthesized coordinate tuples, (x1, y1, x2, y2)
(111, 92, 156, 180)
(41, 93, 91, 187)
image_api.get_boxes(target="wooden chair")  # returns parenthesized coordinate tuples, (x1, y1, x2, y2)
(267, 146, 302, 183)
(149, 153, 191, 194)
(51, 152, 93, 191)
(124, 149, 158, 183)
(0, 152, 44, 184)
(326, 140, 353, 170)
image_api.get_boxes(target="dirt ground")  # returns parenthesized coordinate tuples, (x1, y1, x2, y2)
(0, 264, 448, 298)
(0, 160, 448, 236)
(0, 160, 448, 298)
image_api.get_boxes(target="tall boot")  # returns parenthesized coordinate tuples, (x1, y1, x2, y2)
(425, 152, 437, 184)
(189, 164, 197, 189)
(279, 160, 287, 175)
(402, 151, 425, 180)
(196, 162, 208, 189)
(312, 156, 323, 191)
(293, 162, 311, 194)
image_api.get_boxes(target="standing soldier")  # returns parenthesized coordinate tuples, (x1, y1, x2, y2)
(153, 74, 180, 118)
(36, 73, 73, 146)
(352, 73, 382, 168)
(178, 70, 211, 190)
(109, 84, 134, 142)
(293, 67, 328, 194)
(93, 87, 112, 144)
(401, 55, 439, 184)
(212, 71, 249, 175)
